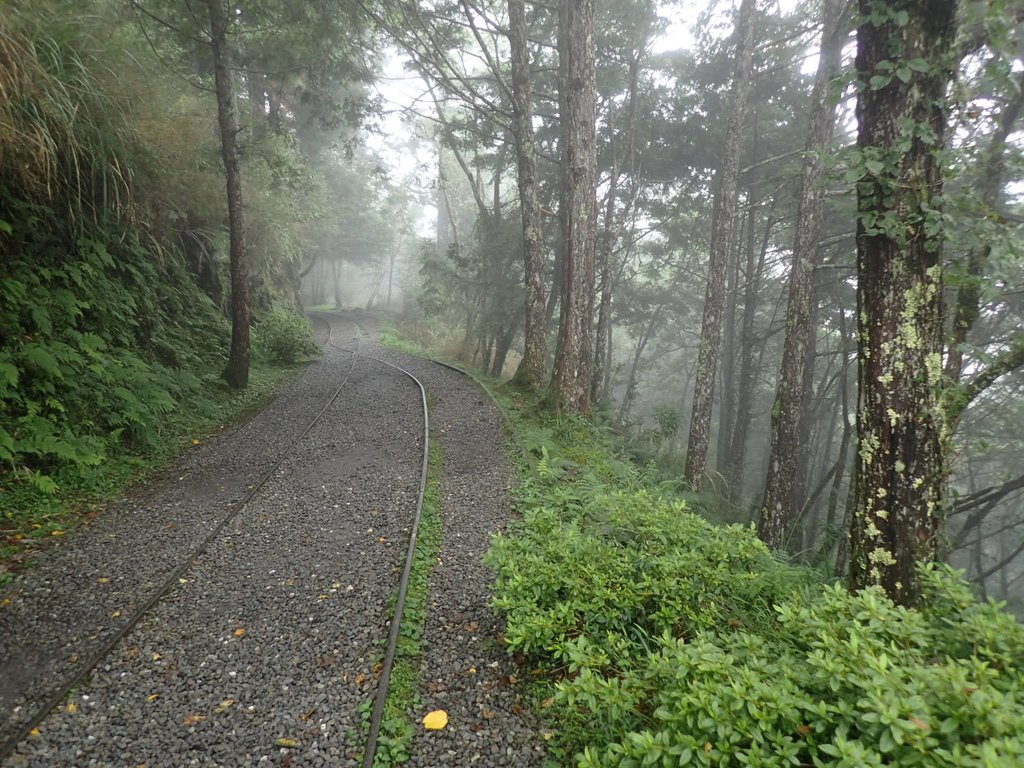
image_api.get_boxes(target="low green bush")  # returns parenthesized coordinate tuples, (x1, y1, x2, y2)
(486, 402, 1024, 768)
(252, 303, 320, 364)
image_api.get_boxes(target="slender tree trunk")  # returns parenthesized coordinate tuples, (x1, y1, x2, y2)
(725, 206, 773, 498)
(848, 0, 957, 607)
(683, 0, 756, 488)
(508, 0, 548, 388)
(758, 0, 846, 546)
(550, 0, 597, 414)
(592, 146, 618, 406)
(209, 0, 250, 389)
(617, 307, 661, 424)
(717, 210, 741, 475)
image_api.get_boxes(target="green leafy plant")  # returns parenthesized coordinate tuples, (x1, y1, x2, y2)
(252, 303, 320, 365)
(483, 395, 1024, 768)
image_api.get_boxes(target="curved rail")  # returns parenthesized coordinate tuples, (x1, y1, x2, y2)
(0, 319, 366, 760)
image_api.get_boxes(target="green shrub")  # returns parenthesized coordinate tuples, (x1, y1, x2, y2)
(252, 304, 320, 364)
(486, 403, 1024, 768)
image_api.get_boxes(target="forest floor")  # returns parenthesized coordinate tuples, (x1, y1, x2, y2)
(0, 310, 544, 768)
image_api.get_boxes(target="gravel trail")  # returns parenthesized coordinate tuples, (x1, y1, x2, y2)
(1, 311, 543, 767)
(0, 313, 363, 753)
(363, 317, 547, 768)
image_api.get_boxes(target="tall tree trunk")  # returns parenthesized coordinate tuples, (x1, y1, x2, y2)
(508, 0, 548, 389)
(550, 0, 597, 414)
(683, 0, 756, 489)
(758, 0, 846, 546)
(591, 141, 618, 406)
(717, 209, 742, 475)
(209, 0, 250, 389)
(848, 0, 957, 607)
(725, 204, 773, 498)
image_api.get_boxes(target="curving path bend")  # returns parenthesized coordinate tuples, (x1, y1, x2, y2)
(0, 311, 544, 768)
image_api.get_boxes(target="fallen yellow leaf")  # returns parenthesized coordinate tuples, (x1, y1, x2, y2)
(111, 610, 121, 619)
(151, 653, 161, 661)
(233, 628, 246, 637)
(178, 578, 188, 584)
(318, 594, 329, 600)
(146, 694, 159, 702)
(183, 714, 205, 726)
(29, 728, 41, 737)
(423, 710, 448, 730)
(66, 702, 78, 714)
(192, 439, 201, 446)
(51, 530, 65, 536)
(1, 598, 11, 607)
(354, 673, 366, 685)
(274, 738, 298, 748)
(541, 696, 555, 709)
(542, 731, 554, 741)
(97, 577, 110, 584)
(214, 699, 235, 713)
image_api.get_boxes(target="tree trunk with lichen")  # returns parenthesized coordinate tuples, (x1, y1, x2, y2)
(848, 0, 956, 607)
(683, 0, 756, 489)
(508, 0, 548, 389)
(550, 0, 596, 414)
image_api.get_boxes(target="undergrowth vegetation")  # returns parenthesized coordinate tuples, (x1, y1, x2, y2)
(486, 393, 1024, 768)
(0, 2, 319, 564)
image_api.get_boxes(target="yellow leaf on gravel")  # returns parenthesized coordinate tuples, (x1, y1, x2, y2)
(29, 728, 40, 737)
(98, 577, 110, 584)
(274, 738, 298, 748)
(151, 653, 161, 661)
(66, 702, 77, 714)
(1, 598, 11, 607)
(146, 694, 159, 702)
(192, 439, 201, 446)
(111, 610, 121, 619)
(233, 628, 246, 637)
(423, 710, 448, 730)
(183, 714, 205, 726)
(51, 530, 65, 536)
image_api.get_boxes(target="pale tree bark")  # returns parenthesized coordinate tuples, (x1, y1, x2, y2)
(683, 0, 756, 488)
(508, 0, 548, 389)
(550, 0, 597, 414)
(758, 0, 846, 547)
(209, 0, 250, 389)
(849, 0, 957, 607)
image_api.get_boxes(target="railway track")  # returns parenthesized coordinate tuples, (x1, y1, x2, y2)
(0, 312, 434, 767)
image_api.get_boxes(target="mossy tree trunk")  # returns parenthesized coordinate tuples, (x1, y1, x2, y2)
(550, 0, 596, 414)
(848, 0, 957, 607)
(758, 0, 847, 547)
(208, 0, 250, 389)
(683, 0, 756, 489)
(508, 0, 547, 389)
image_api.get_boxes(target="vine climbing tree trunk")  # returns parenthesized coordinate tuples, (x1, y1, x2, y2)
(508, 0, 548, 389)
(758, 0, 846, 548)
(848, 0, 957, 607)
(683, 0, 756, 489)
(208, 0, 250, 389)
(550, 0, 597, 414)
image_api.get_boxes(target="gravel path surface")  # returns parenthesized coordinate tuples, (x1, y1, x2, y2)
(0, 314, 360, 752)
(364, 317, 547, 768)
(1, 311, 544, 767)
